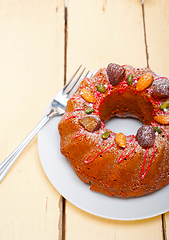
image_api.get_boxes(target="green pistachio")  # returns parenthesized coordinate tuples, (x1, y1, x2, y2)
(154, 126, 162, 134)
(96, 84, 106, 93)
(102, 131, 110, 140)
(160, 101, 169, 110)
(127, 74, 133, 86)
(85, 108, 95, 114)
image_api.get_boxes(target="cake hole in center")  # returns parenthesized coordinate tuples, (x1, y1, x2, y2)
(105, 117, 144, 135)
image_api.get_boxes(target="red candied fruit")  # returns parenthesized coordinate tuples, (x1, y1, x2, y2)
(107, 63, 125, 86)
(136, 125, 155, 148)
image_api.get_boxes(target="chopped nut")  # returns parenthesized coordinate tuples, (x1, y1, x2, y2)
(160, 101, 169, 110)
(85, 108, 95, 114)
(136, 72, 153, 91)
(102, 131, 110, 140)
(96, 84, 106, 93)
(80, 89, 96, 103)
(154, 126, 162, 134)
(115, 133, 126, 148)
(154, 115, 169, 125)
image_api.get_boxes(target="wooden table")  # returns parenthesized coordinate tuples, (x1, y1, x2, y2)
(1, 0, 169, 239)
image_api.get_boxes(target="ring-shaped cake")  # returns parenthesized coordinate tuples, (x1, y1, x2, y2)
(58, 63, 169, 198)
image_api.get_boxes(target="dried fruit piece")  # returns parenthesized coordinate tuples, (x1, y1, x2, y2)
(96, 84, 106, 93)
(85, 108, 95, 114)
(152, 80, 169, 98)
(154, 115, 169, 125)
(115, 133, 126, 148)
(80, 89, 96, 103)
(107, 63, 125, 86)
(136, 125, 155, 148)
(136, 72, 153, 91)
(79, 115, 101, 132)
(154, 126, 162, 134)
(160, 101, 169, 110)
(127, 74, 133, 85)
(102, 131, 110, 140)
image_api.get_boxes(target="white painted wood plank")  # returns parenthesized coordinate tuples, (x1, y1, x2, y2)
(144, 0, 169, 238)
(0, 0, 64, 239)
(66, 203, 162, 240)
(67, 0, 147, 77)
(65, 0, 163, 239)
(144, 0, 169, 77)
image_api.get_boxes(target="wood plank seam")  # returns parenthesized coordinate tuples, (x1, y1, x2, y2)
(162, 214, 167, 240)
(141, 2, 149, 68)
(62, 197, 66, 240)
(59, 3, 67, 240)
(64, 6, 68, 86)
(59, 196, 66, 240)
(62, 4, 67, 238)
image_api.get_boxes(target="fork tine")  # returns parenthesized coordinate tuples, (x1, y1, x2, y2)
(63, 65, 82, 92)
(68, 70, 91, 98)
(84, 70, 90, 78)
(63, 67, 86, 95)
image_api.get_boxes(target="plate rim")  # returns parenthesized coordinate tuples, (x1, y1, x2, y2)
(38, 111, 169, 221)
(38, 70, 169, 221)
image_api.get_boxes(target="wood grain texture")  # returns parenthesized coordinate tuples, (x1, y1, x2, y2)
(0, 0, 64, 239)
(144, 0, 169, 238)
(66, 0, 147, 76)
(144, 0, 169, 77)
(65, 0, 164, 239)
(165, 212, 169, 240)
(66, 203, 162, 240)
(1, 0, 169, 239)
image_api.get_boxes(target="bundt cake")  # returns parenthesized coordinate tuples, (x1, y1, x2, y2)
(58, 63, 169, 198)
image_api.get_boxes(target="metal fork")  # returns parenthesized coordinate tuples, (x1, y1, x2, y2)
(0, 66, 89, 182)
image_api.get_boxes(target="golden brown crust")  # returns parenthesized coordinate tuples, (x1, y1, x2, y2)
(58, 64, 169, 198)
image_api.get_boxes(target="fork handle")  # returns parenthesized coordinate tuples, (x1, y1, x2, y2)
(0, 115, 50, 183)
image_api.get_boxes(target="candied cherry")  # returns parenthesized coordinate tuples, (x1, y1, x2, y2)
(152, 79, 169, 98)
(136, 125, 155, 148)
(107, 63, 125, 86)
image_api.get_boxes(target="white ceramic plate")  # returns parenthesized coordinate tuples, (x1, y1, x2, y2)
(38, 104, 169, 221)
(38, 70, 169, 220)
